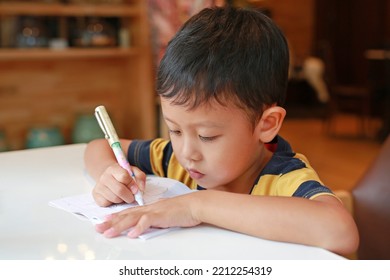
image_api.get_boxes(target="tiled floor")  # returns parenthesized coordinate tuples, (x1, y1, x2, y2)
(280, 116, 382, 191)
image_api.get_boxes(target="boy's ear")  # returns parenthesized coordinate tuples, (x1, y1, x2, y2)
(255, 106, 286, 143)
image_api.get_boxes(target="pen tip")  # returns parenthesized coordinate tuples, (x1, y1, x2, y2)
(135, 192, 144, 206)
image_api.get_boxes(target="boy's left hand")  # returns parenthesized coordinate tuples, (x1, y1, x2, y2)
(95, 193, 201, 238)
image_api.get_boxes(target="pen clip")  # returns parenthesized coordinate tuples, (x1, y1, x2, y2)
(94, 110, 109, 139)
(94, 105, 119, 146)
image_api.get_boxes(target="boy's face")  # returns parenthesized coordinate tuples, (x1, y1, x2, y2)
(160, 97, 270, 193)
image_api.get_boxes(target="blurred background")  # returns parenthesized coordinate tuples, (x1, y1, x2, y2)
(0, 0, 389, 192)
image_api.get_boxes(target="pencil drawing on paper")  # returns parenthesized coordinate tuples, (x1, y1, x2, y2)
(143, 177, 169, 203)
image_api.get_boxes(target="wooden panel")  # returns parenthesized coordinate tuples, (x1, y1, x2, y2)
(254, 0, 315, 63)
(314, 0, 389, 84)
(0, 0, 156, 151)
(0, 48, 140, 60)
(0, 2, 140, 16)
(0, 57, 152, 150)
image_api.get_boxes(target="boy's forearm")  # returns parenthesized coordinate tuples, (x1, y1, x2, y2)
(190, 190, 358, 255)
(84, 138, 133, 181)
(84, 139, 118, 181)
(192, 190, 294, 240)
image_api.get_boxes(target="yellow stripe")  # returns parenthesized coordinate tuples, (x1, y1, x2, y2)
(149, 138, 197, 190)
(149, 138, 169, 177)
(251, 153, 326, 197)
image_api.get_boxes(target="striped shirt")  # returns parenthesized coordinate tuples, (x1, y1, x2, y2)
(128, 135, 334, 199)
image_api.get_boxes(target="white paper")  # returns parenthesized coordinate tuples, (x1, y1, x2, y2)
(49, 176, 194, 239)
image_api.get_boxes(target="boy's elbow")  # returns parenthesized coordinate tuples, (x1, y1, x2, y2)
(84, 139, 108, 156)
(86, 138, 107, 149)
(323, 208, 360, 256)
(84, 139, 109, 169)
(330, 226, 359, 257)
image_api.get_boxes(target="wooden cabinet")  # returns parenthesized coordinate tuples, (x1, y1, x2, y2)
(0, 0, 156, 150)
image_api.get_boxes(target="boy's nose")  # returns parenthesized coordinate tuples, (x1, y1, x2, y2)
(181, 137, 201, 162)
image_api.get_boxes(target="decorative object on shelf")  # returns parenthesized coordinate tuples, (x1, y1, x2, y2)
(16, 16, 48, 48)
(72, 114, 104, 143)
(49, 38, 69, 49)
(0, 0, 156, 149)
(118, 28, 130, 48)
(0, 130, 9, 152)
(26, 126, 65, 149)
(73, 17, 116, 47)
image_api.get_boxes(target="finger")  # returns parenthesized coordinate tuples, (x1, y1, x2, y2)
(95, 220, 112, 233)
(109, 165, 142, 203)
(94, 181, 126, 205)
(100, 173, 135, 204)
(131, 167, 146, 192)
(102, 208, 142, 238)
(127, 213, 153, 238)
(95, 213, 116, 233)
(92, 190, 113, 207)
(109, 164, 133, 185)
(92, 180, 126, 206)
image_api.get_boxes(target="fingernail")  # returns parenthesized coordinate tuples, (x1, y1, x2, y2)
(127, 228, 139, 238)
(95, 223, 105, 233)
(140, 181, 146, 192)
(130, 185, 138, 194)
(104, 214, 114, 221)
(103, 227, 116, 238)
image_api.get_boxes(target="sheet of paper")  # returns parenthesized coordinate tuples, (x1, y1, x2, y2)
(49, 176, 194, 240)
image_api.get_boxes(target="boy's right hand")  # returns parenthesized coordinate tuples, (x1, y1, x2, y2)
(92, 162, 146, 207)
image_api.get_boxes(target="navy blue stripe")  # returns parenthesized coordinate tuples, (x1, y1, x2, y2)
(292, 180, 333, 198)
(261, 154, 305, 176)
(128, 140, 154, 174)
(162, 141, 173, 177)
(274, 135, 292, 153)
(251, 135, 299, 193)
(260, 135, 303, 176)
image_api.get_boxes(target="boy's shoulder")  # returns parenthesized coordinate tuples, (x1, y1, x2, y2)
(254, 136, 329, 197)
(263, 135, 310, 175)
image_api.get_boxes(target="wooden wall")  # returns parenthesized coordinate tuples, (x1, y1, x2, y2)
(315, 0, 390, 84)
(0, 1, 156, 151)
(251, 0, 390, 85)
(0, 55, 155, 150)
(250, 0, 316, 66)
(262, 0, 315, 65)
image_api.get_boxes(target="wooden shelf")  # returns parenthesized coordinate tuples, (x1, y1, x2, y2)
(0, 0, 156, 150)
(0, 2, 140, 17)
(0, 47, 140, 60)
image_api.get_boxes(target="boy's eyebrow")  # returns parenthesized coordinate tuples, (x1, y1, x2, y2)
(163, 116, 225, 129)
(162, 116, 176, 124)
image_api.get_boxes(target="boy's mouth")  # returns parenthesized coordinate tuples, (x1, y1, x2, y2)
(187, 168, 205, 180)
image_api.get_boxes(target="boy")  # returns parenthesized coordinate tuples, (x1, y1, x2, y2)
(84, 6, 359, 255)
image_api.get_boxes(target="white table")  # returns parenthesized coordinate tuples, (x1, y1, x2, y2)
(0, 144, 344, 260)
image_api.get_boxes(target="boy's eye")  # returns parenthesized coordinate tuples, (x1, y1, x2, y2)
(199, 135, 218, 142)
(168, 129, 181, 136)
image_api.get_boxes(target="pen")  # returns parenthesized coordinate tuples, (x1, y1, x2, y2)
(94, 105, 144, 206)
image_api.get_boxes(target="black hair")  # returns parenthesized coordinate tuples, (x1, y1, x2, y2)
(156, 6, 289, 125)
